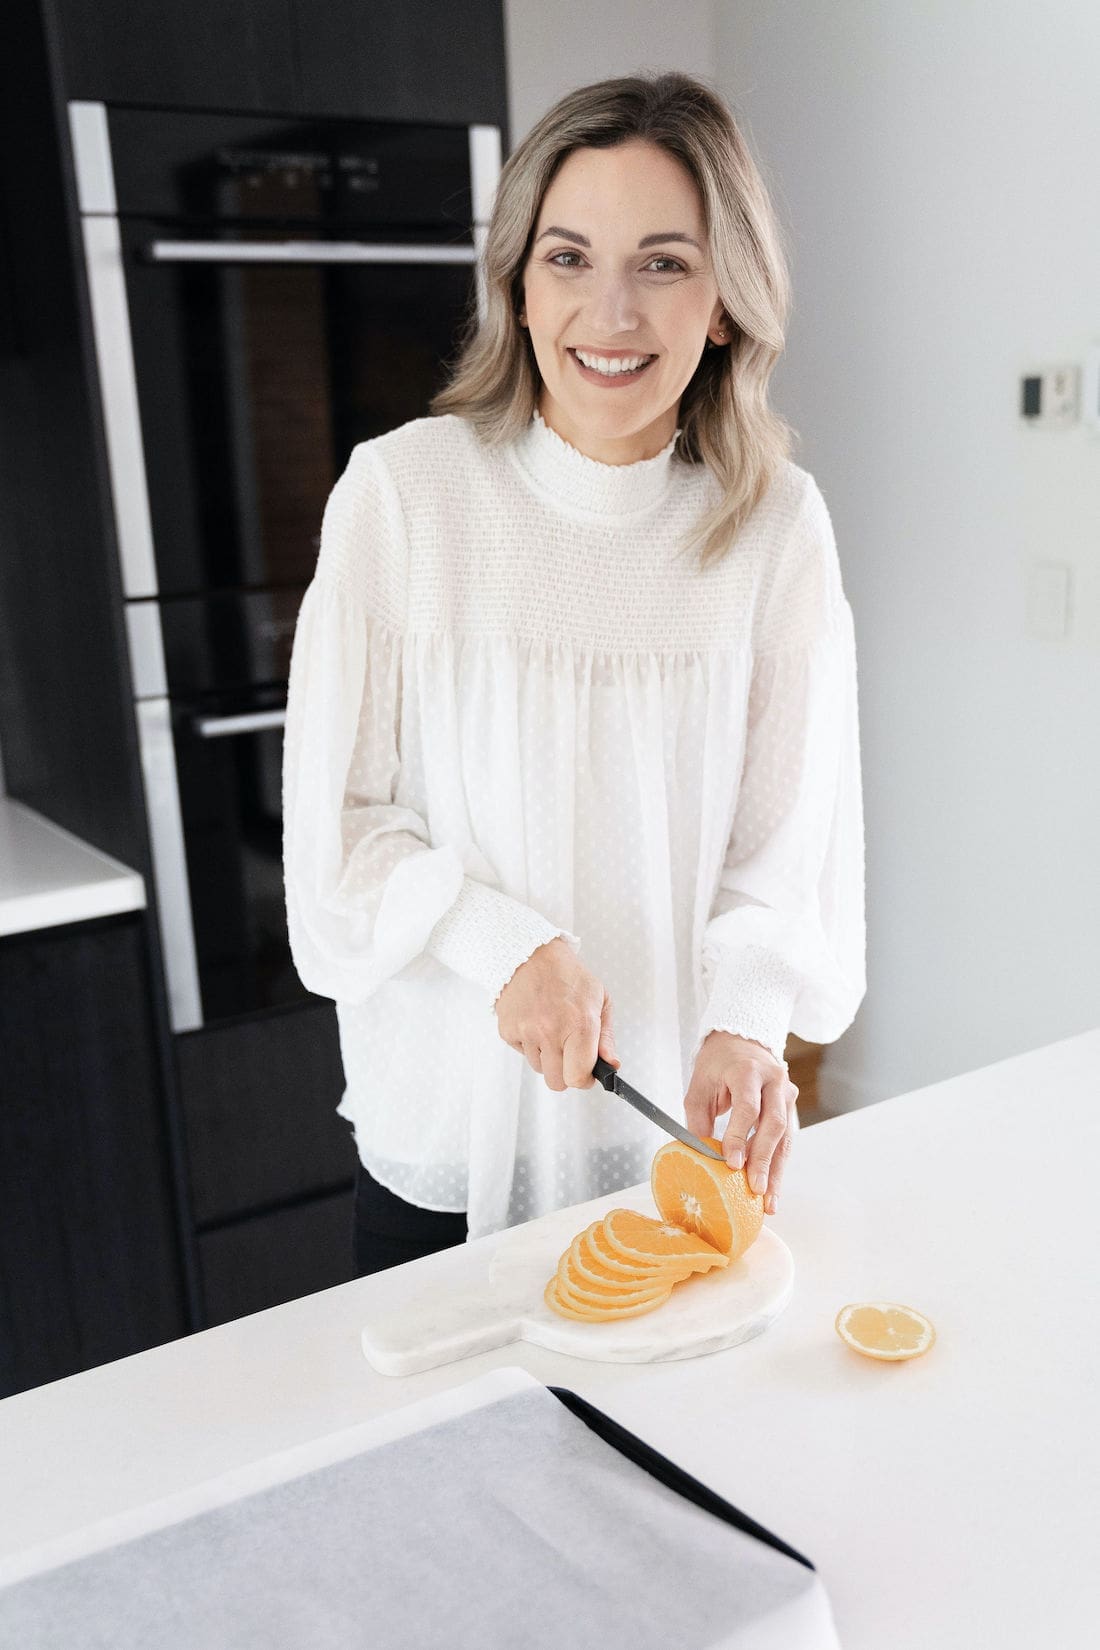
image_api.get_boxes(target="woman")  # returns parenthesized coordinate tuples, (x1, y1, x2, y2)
(282, 71, 866, 1277)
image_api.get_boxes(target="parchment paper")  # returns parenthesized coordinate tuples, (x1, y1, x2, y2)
(0, 1377, 840, 1649)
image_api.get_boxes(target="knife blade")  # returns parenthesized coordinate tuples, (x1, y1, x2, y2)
(591, 1056, 726, 1161)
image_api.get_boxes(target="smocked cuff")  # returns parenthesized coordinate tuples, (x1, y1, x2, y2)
(691, 943, 800, 1069)
(424, 875, 581, 1007)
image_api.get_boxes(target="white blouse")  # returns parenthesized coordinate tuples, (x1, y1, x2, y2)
(282, 408, 866, 1241)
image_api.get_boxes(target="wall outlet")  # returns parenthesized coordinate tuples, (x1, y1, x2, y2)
(1020, 363, 1080, 427)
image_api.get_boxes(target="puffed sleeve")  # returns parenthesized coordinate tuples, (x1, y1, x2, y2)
(282, 442, 580, 1007)
(690, 475, 867, 1069)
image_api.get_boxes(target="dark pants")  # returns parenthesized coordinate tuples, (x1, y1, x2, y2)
(352, 1158, 468, 1276)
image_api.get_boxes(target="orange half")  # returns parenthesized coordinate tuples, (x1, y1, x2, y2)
(650, 1136, 764, 1260)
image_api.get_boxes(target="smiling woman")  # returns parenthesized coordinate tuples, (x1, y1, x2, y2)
(431, 69, 796, 568)
(517, 141, 730, 461)
(282, 72, 866, 1274)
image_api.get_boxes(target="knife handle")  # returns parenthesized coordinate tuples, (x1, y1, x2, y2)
(591, 1056, 619, 1092)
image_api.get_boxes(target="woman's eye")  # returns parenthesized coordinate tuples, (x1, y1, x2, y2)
(546, 251, 685, 273)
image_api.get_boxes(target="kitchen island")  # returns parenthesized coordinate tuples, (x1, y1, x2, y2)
(1, 1027, 1097, 1647)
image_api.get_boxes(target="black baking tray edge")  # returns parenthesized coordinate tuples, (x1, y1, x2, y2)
(547, 1386, 815, 1572)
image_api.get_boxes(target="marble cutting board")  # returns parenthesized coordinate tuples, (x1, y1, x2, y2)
(360, 1180, 794, 1377)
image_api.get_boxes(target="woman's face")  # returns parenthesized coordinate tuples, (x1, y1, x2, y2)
(519, 138, 728, 464)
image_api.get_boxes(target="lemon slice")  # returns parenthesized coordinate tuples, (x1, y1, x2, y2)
(834, 1301, 936, 1361)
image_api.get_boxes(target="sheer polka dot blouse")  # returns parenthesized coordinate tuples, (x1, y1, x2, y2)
(282, 409, 866, 1240)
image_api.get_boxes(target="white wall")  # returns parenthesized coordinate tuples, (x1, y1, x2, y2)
(504, 0, 1100, 1111)
(503, 0, 716, 144)
(713, 1, 1100, 1108)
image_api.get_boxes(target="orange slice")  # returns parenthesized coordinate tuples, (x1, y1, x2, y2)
(834, 1302, 936, 1361)
(586, 1220, 681, 1275)
(544, 1276, 673, 1321)
(568, 1224, 695, 1289)
(556, 1262, 673, 1308)
(556, 1243, 671, 1297)
(651, 1136, 763, 1260)
(601, 1208, 728, 1272)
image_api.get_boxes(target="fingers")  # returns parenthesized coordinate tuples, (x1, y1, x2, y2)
(745, 1075, 798, 1212)
(495, 948, 615, 1092)
(683, 1073, 720, 1142)
(540, 1007, 607, 1092)
(541, 1040, 566, 1091)
(761, 1113, 795, 1214)
(598, 993, 620, 1071)
(561, 1021, 599, 1089)
(720, 1055, 789, 1182)
(558, 993, 617, 1090)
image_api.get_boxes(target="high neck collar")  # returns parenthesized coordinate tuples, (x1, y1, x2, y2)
(508, 408, 681, 519)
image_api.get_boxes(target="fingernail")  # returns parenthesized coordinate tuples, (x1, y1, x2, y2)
(765, 1194, 777, 1215)
(750, 1170, 768, 1194)
(727, 1149, 744, 1170)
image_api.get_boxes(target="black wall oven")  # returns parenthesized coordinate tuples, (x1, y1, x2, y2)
(69, 103, 500, 1030)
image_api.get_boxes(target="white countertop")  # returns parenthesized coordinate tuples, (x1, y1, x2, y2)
(2, 1026, 1098, 1646)
(0, 796, 145, 936)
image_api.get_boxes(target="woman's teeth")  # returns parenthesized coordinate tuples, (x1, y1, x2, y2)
(571, 349, 655, 376)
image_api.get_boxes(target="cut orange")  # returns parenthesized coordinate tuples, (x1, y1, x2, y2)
(556, 1266, 672, 1310)
(568, 1224, 695, 1289)
(544, 1276, 673, 1321)
(834, 1302, 936, 1361)
(601, 1208, 729, 1272)
(556, 1247, 670, 1300)
(542, 1134, 761, 1323)
(651, 1136, 764, 1260)
(586, 1219, 685, 1275)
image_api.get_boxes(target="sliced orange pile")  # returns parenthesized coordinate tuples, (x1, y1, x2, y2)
(544, 1135, 765, 1321)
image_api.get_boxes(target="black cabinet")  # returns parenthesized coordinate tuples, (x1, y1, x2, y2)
(50, 0, 300, 113)
(0, 915, 189, 1399)
(293, 0, 510, 128)
(175, 1001, 354, 1226)
(175, 1001, 357, 1324)
(47, 0, 510, 132)
(0, 0, 504, 1363)
(197, 1186, 356, 1327)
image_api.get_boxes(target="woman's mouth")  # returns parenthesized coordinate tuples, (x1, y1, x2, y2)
(567, 348, 657, 387)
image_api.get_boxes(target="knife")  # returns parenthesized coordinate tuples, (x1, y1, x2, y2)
(591, 1056, 726, 1161)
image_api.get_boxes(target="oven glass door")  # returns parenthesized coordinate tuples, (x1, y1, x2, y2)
(122, 223, 479, 597)
(173, 696, 300, 1023)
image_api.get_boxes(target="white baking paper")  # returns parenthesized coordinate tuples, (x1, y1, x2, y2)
(0, 1366, 840, 1648)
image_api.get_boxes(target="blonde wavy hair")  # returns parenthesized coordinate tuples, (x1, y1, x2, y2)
(429, 70, 797, 571)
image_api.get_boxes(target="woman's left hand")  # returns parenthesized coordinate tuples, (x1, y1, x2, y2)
(683, 1030, 799, 1216)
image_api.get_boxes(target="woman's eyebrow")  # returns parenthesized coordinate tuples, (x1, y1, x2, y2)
(535, 226, 702, 251)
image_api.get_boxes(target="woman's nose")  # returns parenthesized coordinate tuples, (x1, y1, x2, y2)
(584, 277, 642, 335)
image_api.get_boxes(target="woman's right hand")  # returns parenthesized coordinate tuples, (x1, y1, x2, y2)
(493, 937, 620, 1091)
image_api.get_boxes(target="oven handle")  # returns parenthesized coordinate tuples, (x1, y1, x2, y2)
(144, 239, 477, 266)
(193, 708, 287, 738)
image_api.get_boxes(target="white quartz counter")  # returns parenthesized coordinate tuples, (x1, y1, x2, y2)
(1, 1026, 1097, 1647)
(0, 796, 144, 935)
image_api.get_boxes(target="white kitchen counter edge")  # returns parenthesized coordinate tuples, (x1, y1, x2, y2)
(0, 796, 145, 936)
